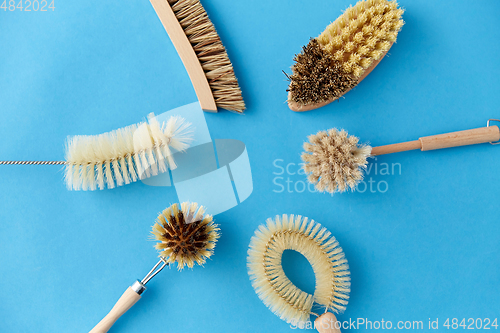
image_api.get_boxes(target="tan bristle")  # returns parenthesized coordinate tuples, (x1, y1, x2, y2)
(301, 128, 372, 193)
(247, 215, 350, 325)
(288, 0, 404, 109)
(168, 0, 245, 113)
(152, 202, 220, 270)
(317, 0, 404, 77)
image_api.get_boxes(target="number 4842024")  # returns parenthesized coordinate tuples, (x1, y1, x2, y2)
(444, 318, 498, 330)
(1, 0, 55, 11)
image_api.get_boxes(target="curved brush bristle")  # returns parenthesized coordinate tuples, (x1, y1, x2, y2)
(168, 0, 245, 113)
(151, 202, 220, 270)
(64, 114, 193, 191)
(288, 0, 404, 107)
(317, 0, 404, 77)
(247, 215, 350, 325)
(302, 128, 372, 193)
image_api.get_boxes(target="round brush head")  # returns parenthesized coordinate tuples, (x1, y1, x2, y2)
(247, 214, 350, 325)
(152, 202, 219, 270)
(302, 128, 372, 193)
(287, 0, 404, 111)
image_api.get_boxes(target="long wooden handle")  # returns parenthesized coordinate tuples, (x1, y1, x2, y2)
(149, 0, 218, 112)
(315, 312, 341, 333)
(371, 125, 500, 156)
(89, 287, 141, 333)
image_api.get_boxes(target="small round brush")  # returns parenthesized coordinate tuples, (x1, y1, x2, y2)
(0, 114, 193, 191)
(286, 0, 404, 112)
(302, 119, 500, 193)
(89, 202, 219, 333)
(247, 214, 350, 333)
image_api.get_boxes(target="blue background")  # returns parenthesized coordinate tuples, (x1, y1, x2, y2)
(1, 0, 499, 332)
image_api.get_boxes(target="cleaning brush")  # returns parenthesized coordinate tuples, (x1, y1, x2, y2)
(151, 201, 219, 269)
(247, 214, 350, 332)
(302, 119, 500, 193)
(286, 0, 404, 112)
(150, 0, 245, 113)
(89, 202, 219, 333)
(0, 114, 193, 191)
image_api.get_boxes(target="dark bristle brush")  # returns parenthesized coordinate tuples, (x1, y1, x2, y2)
(89, 202, 219, 333)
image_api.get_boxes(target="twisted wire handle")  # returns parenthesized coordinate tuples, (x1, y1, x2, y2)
(0, 161, 66, 165)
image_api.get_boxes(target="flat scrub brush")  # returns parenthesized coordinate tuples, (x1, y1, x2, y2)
(286, 0, 404, 112)
(247, 214, 350, 333)
(0, 114, 192, 191)
(89, 202, 219, 333)
(302, 119, 500, 193)
(150, 0, 245, 113)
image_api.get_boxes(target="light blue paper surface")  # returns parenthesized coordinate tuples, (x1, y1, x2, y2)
(175, 165, 238, 216)
(0, 1, 499, 332)
(141, 102, 213, 187)
(141, 104, 251, 215)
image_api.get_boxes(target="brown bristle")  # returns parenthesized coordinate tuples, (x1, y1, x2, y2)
(152, 202, 219, 269)
(301, 128, 372, 193)
(168, 0, 245, 113)
(287, 39, 357, 106)
(287, 0, 404, 110)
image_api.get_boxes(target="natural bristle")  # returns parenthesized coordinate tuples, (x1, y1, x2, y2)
(317, 0, 404, 78)
(64, 115, 192, 191)
(287, 39, 357, 106)
(287, 0, 404, 108)
(168, 0, 245, 113)
(302, 129, 372, 193)
(247, 215, 350, 325)
(152, 202, 219, 270)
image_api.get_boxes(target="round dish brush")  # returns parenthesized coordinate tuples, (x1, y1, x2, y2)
(302, 119, 500, 193)
(286, 0, 404, 112)
(89, 202, 219, 333)
(0, 114, 192, 191)
(247, 214, 350, 333)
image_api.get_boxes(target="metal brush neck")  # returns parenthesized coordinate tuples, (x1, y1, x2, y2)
(131, 257, 169, 295)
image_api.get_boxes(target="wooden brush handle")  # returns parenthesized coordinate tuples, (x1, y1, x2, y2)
(371, 125, 500, 156)
(149, 0, 218, 112)
(315, 312, 342, 333)
(89, 287, 141, 333)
